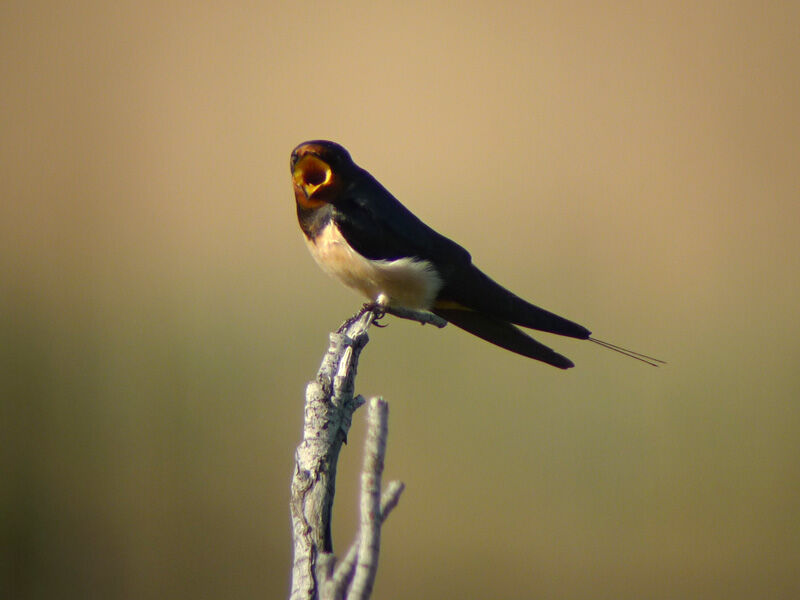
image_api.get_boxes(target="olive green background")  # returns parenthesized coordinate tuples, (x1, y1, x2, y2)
(3, 2, 799, 598)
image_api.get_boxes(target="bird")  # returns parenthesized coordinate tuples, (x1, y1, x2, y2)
(290, 140, 662, 369)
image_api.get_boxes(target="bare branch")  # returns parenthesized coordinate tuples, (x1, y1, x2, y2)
(330, 482, 405, 597)
(348, 398, 388, 600)
(376, 480, 405, 523)
(385, 306, 448, 328)
(289, 306, 414, 599)
(289, 309, 374, 600)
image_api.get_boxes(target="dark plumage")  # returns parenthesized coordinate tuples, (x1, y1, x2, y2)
(291, 140, 661, 369)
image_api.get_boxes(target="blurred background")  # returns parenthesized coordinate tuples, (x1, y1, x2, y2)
(2, 1, 799, 598)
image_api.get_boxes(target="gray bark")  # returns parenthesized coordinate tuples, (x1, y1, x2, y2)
(289, 306, 445, 600)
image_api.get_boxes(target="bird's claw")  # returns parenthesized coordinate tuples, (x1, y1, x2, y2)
(338, 302, 389, 333)
(363, 302, 388, 327)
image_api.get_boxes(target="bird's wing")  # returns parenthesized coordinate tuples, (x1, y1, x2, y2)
(332, 171, 472, 265)
(436, 263, 591, 339)
(333, 170, 590, 340)
(433, 307, 575, 369)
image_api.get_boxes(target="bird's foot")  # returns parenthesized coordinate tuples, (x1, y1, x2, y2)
(339, 306, 370, 333)
(362, 301, 388, 327)
(338, 297, 392, 333)
(337, 302, 387, 333)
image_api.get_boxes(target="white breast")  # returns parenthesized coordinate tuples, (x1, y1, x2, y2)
(306, 222, 443, 310)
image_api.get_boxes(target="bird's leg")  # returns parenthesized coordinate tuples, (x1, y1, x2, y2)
(368, 294, 389, 327)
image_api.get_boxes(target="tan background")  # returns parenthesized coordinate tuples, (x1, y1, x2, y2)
(3, 1, 799, 598)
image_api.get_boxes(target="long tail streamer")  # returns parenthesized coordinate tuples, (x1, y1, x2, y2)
(588, 337, 666, 367)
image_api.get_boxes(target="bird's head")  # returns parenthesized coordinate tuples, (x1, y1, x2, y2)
(290, 140, 354, 209)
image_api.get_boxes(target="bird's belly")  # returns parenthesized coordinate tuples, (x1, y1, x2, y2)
(306, 223, 442, 310)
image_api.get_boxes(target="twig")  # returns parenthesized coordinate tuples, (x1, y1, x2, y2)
(385, 306, 448, 328)
(289, 310, 373, 600)
(329, 482, 405, 598)
(348, 398, 388, 600)
(289, 305, 430, 599)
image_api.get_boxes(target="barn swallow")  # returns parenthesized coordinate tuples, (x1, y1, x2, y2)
(290, 140, 662, 369)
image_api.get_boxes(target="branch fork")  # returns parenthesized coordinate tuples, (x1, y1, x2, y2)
(290, 305, 446, 599)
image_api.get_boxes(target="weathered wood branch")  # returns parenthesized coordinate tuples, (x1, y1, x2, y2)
(327, 481, 405, 598)
(289, 306, 446, 599)
(348, 397, 388, 600)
